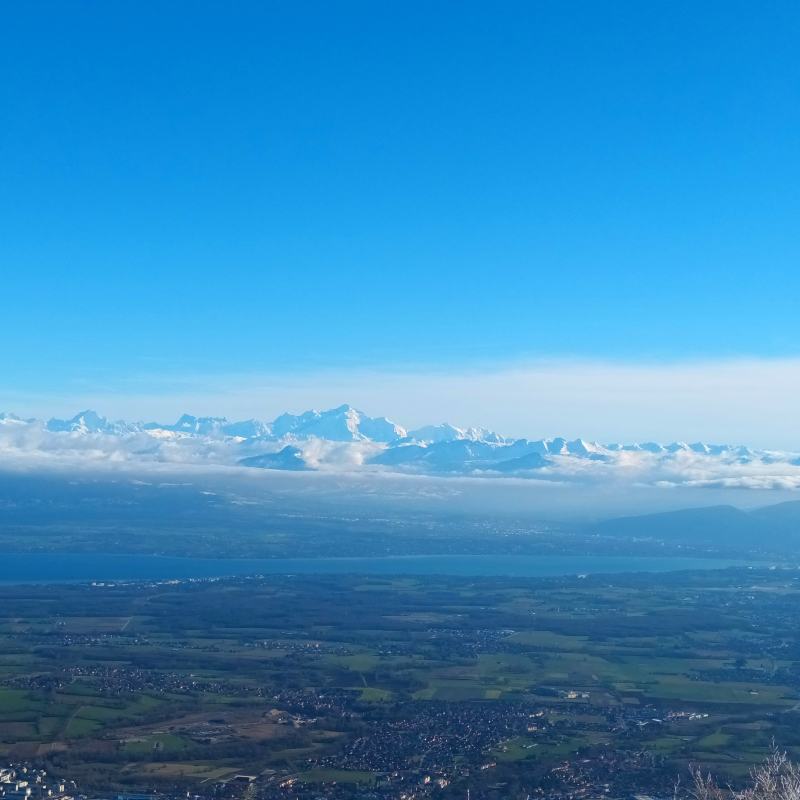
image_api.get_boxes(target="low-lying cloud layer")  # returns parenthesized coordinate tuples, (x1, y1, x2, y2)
(1, 404, 799, 494)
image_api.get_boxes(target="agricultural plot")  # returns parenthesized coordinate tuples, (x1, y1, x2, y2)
(0, 568, 799, 794)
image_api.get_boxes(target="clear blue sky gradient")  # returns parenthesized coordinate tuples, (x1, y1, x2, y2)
(2, 1, 800, 390)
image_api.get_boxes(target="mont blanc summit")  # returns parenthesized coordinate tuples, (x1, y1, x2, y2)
(270, 405, 406, 442)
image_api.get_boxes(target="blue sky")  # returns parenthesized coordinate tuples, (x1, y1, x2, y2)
(2, 1, 800, 417)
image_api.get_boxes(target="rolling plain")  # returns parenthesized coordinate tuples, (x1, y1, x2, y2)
(1, 568, 800, 799)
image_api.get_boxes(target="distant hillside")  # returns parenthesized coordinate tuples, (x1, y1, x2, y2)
(749, 499, 800, 525)
(588, 500, 800, 550)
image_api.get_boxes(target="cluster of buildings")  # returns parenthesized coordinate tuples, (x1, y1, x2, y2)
(305, 701, 541, 774)
(0, 767, 75, 800)
(9, 666, 254, 698)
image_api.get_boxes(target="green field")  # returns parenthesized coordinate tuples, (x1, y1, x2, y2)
(297, 769, 376, 784)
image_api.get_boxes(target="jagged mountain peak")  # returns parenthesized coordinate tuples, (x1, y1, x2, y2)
(272, 405, 405, 442)
(47, 409, 136, 435)
(0, 412, 28, 425)
(406, 423, 506, 444)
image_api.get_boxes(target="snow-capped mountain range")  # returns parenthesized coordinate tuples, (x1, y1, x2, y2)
(1, 405, 799, 488)
(2, 405, 508, 448)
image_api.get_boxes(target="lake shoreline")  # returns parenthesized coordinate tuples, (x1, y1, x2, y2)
(0, 552, 778, 585)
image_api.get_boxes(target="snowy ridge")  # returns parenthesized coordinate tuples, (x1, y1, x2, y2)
(1, 404, 799, 489)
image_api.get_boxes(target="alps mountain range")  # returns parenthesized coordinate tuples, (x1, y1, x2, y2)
(1, 405, 798, 487)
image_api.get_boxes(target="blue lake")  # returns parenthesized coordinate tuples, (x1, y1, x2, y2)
(0, 553, 775, 584)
